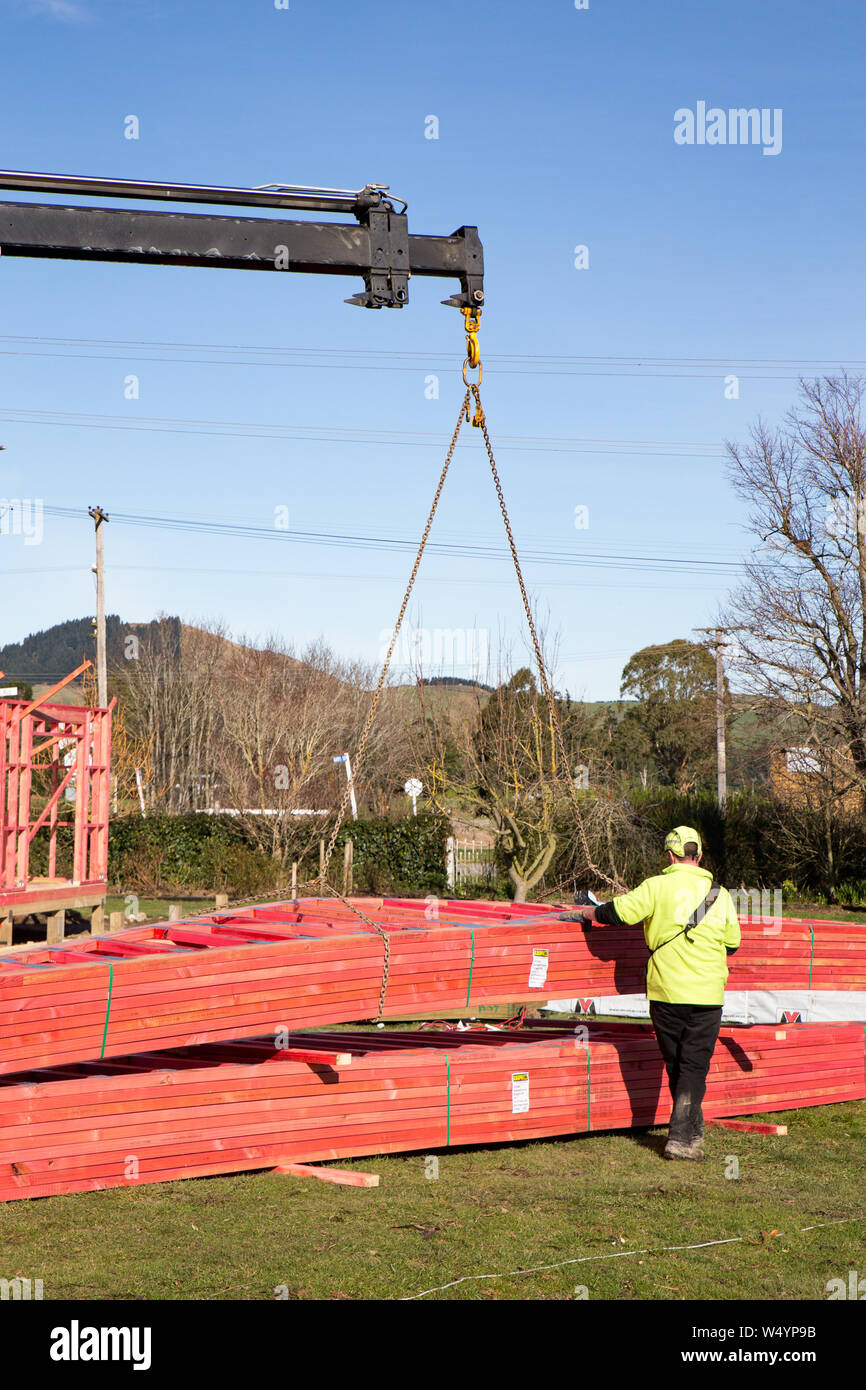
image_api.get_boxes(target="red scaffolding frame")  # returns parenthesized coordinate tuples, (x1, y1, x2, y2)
(0, 666, 112, 943)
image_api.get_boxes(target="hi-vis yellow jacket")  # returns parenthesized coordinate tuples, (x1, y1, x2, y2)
(609, 862, 741, 1005)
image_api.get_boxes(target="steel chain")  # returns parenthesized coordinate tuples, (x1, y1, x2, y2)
(470, 382, 623, 894)
(162, 368, 619, 954)
(306, 389, 472, 1005)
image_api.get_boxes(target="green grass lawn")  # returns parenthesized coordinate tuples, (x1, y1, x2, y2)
(102, 896, 220, 925)
(2, 1098, 862, 1301)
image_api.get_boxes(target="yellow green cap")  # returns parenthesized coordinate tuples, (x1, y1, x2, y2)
(664, 825, 702, 858)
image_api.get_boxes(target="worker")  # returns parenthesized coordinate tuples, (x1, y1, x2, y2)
(571, 826, 740, 1160)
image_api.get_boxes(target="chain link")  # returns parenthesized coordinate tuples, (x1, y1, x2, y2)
(316, 390, 469, 893)
(164, 878, 392, 1016)
(304, 389, 473, 1004)
(470, 382, 623, 895)
(321, 881, 392, 1018)
(164, 369, 620, 949)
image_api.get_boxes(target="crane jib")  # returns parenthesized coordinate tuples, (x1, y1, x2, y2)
(0, 169, 484, 311)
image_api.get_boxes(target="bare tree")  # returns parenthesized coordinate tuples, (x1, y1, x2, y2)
(210, 637, 331, 861)
(410, 643, 600, 900)
(330, 651, 417, 818)
(723, 375, 866, 807)
(114, 617, 223, 812)
(210, 635, 419, 864)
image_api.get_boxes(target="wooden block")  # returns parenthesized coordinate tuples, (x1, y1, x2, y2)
(706, 1118, 788, 1136)
(167, 905, 181, 922)
(215, 894, 229, 909)
(109, 912, 123, 932)
(273, 1163, 380, 1188)
(46, 909, 65, 944)
(279, 1049, 352, 1068)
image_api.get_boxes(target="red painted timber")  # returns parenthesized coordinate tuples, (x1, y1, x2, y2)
(0, 899, 863, 1074)
(0, 1020, 862, 1202)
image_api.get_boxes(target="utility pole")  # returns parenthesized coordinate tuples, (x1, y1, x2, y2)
(88, 506, 109, 707)
(712, 631, 728, 812)
(694, 625, 744, 812)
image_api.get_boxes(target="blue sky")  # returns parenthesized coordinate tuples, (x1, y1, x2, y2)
(1, 0, 863, 697)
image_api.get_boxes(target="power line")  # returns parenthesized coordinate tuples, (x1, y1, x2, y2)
(0, 406, 727, 460)
(33, 503, 748, 577)
(2, 493, 743, 561)
(0, 564, 725, 595)
(0, 333, 861, 376)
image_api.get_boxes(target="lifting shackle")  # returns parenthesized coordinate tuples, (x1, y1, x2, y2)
(461, 306, 484, 426)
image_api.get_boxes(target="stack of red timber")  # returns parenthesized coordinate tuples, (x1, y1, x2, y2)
(0, 1020, 862, 1202)
(1, 899, 865, 1076)
(724, 915, 866, 991)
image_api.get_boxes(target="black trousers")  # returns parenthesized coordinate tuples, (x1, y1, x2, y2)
(649, 1001, 723, 1143)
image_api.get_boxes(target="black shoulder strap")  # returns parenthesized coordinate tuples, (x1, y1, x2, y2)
(647, 881, 723, 958)
(684, 881, 722, 938)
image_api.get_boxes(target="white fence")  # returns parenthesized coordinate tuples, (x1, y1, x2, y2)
(446, 836, 497, 888)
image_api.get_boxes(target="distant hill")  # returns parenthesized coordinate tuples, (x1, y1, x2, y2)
(420, 676, 495, 692)
(0, 616, 180, 692)
(0, 617, 342, 704)
(0, 621, 789, 788)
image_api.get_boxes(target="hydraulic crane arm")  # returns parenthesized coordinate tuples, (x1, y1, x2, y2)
(0, 170, 484, 311)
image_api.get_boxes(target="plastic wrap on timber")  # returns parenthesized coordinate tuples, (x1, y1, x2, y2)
(0, 1019, 862, 1202)
(0, 897, 865, 1076)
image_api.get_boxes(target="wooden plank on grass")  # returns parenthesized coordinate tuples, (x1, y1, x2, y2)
(273, 1162, 380, 1187)
(706, 1118, 788, 1136)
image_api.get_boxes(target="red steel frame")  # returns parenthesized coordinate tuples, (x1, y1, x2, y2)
(0, 693, 112, 913)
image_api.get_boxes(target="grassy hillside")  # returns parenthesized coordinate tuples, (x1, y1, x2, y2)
(0, 615, 181, 695)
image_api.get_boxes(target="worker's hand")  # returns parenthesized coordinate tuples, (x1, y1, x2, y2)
(559, 905, 597, 929)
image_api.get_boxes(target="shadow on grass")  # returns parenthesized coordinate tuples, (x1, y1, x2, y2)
(626, 1128, 669, 1158)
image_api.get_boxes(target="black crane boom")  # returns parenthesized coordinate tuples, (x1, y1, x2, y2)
(0, 171, 484, 311)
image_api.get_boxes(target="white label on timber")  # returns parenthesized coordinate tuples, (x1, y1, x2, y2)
(528, 948, 549, 988)
(512, 1071, 530, 1113)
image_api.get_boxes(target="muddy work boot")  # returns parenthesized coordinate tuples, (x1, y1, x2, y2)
(664, 1092, 705, 1160)
(664, 1135, 704, 1160)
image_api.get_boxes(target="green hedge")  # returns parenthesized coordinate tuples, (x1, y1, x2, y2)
(331, 815, 449, 896)
(101, 811, 449, 898)
(549, 788, 866, 901)
(29, 795, 866, 904)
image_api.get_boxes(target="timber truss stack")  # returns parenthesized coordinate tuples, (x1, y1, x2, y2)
(0, 897, 864, 1198)
(0, 679, 111, 944)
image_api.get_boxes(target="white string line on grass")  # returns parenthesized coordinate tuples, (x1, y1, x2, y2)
(400, 1216, 866, 1301)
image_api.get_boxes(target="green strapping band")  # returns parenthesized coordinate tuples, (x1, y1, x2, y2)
(100, 962, 114, 1059)
(465, 926, 475, 1005)
(586, 1047, 591, 1132)
(445, 1056, 451, 1146)
(807, 921, 815, 988)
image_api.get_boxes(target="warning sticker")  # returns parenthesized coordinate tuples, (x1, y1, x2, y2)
(511, 1071, 530, 1114)
(528, 948, 549, 988)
